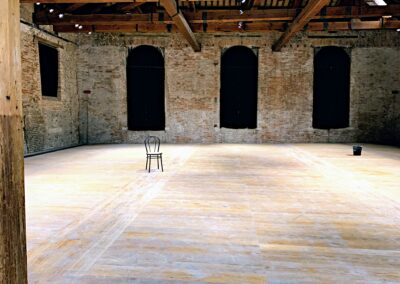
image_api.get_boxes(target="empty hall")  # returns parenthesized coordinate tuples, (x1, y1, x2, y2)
(1, 0, 400, 283)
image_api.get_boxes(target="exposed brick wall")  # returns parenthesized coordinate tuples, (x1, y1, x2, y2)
(76, 31, 400, 145)
(20, 23, 80, 154)
(352, 48, 400, 145)
(20, 3, 33, 23)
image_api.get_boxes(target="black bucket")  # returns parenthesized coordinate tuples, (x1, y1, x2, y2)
(353, 145, 362, 156)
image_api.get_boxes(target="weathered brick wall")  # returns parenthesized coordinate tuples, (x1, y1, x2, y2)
(20, 22, 80, 154)
(20, 3, 33, 23)
(352, 48, 400, 145)
(77, 45, 127, 144)
(76, 31, 399, 145)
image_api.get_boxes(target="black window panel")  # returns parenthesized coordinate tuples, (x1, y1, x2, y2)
(38, 43, 59, 97)
(313, 46, 350, 129)
(220, 46, 258, 129)
(127, 45, 165, 131)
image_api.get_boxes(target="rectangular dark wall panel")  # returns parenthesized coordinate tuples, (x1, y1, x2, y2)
(220, 46, 258, 129)
(39, 43, 59, 97)
(127, 45, 165, 131)
(313, 46, 350, 129)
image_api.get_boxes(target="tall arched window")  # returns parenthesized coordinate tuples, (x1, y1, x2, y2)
(313, 46, 350, 129)
(127, 45, 165, 131)
(220, 46, 258, 129)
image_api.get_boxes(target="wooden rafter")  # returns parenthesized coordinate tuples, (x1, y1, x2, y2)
(119, 2, 145, 12)
(272, 0, 330, 51)
(21, 0, 213, 3)
(21, 0, 157, 2)
(65, 3, 86, 12)
(37, 14, 156, 25)
(34, 5, 400, 25)
(160, 0, 201, 51)
(53, 19, 400, 33)
(89, 3, 108, 13)
(293, 0, 303, 8)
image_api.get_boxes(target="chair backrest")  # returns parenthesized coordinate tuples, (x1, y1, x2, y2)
(144, 136, 161, 153)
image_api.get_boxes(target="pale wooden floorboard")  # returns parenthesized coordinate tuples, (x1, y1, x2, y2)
(25, 144, 400, 283)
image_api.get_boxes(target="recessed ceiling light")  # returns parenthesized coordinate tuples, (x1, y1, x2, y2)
(397, 28, 400, 32)
(49, 8, 54, 13)
(241, 0, 246, 3)
(75, 24, 79, 28)
(88, 32, 92, 35)
(36, 2, 40, 5)
(78, 25, 83, 29)
(58, 13, 64, 18)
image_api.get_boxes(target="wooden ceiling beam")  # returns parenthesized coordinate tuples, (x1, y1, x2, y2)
(53, 22, 287, 32)
(160, 0, 201, 51)
(89, 3, 108, 13)
(34, 5, 400, 25)
(272, 0, 330, 51)
(293, 0, 303, 8)
(308, 19, 400, 30)
(22, 0, 157, 3)
(65, 3, 86, 12)
(36, 13, 157, 25)
(118, 2, 145, 12)
(53, 19, 400, 33)
(22, 0, 220, 3)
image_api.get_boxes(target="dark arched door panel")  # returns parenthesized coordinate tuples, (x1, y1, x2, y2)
(127, 45, 165, 131)
(313, 46, 350, 129)
(220, 46, 258, 129)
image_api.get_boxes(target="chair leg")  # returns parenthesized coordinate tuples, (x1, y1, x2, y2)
(160, 155, 163, 172)
(145, 156, 148, 170)
(148, 157, 151, 173)
(157, 156, 159, 169)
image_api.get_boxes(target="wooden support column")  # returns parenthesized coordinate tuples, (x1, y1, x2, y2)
(272, 0, 330, 51)
(161, 0, 201, 51)
(0, 0, 28, 283)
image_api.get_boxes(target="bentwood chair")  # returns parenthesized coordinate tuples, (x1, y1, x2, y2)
(144, 136, 163, 172)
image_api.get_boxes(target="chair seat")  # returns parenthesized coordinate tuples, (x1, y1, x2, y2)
(147, 152, 162, 155)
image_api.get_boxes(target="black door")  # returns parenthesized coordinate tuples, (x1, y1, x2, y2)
(313, 47, 350, 129)
(220, 46, 258, 129)
(127, 45, 165, 130)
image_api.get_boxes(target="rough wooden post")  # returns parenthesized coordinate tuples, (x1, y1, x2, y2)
(0, 0, 28, 282)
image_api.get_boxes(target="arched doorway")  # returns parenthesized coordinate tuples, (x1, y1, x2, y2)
(127, 45, 165, 130)
(313, 46, 350, 129)
(220, 46, 258, 129)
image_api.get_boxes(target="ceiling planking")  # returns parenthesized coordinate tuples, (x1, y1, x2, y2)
(26, 0, 400, 51)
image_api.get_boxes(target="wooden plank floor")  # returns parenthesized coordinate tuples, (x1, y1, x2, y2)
(25, 144, 400, 283)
